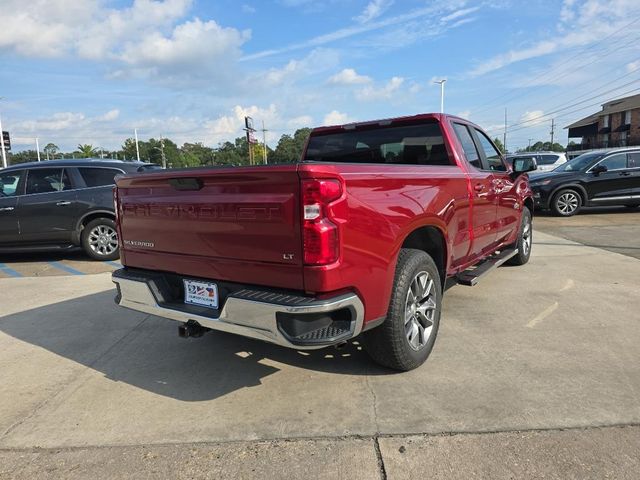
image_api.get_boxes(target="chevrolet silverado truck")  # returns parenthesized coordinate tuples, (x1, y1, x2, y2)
(112, 114, 536, 371)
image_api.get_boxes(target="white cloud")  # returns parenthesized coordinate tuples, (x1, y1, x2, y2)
(98, 109, 120, 122)
(356, 76, 404, 101)
(243, 3, 467, 60)
(0, 0, 250, 86)
(519, 110, 546, 127)
(328, 68, 372, 85)
(626, 60, 640, 72)
(355, 0, 394, 23)
(470, 0, 640, 76)
(457, 110, 471, 119)
(288, 115, 314, 129)
(242, 4, 256, 13)
(324, 110, 352, 125)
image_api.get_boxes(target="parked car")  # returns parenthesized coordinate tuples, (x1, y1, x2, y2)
(529, 147, 640, 216)
(507, 152, 567, 173)
(0, 159, 160, 260)
(111, 113, 536, 371)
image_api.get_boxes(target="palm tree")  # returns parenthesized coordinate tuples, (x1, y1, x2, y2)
(77, 144, 97, 158)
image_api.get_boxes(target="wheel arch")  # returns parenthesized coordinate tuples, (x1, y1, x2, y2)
(400, 225, 448, 289)
(550, 184, 588, 205)
(73, 210, 116, 244)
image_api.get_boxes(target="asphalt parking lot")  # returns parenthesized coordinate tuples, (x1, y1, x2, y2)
(1, 210, 639, 479)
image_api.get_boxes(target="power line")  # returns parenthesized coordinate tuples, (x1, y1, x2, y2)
(506, 85, 640, 135)
(472, 15, 640, 115)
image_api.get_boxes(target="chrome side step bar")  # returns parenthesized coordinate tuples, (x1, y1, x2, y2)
(456, 248, 518, 286)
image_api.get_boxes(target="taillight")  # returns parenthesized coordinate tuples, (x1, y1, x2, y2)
(112, 186, 119, 222)
(302, 179, 342, 265)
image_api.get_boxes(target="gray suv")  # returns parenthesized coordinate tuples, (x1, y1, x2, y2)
(0, 159, 159, 260)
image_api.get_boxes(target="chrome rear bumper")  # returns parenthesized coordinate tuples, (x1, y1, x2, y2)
(112, 268, 365, 350)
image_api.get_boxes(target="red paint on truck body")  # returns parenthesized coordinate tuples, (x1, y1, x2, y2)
(115, 114, 533, 325)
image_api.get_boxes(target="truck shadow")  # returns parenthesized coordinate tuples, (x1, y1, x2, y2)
(0, 290, 389, 402)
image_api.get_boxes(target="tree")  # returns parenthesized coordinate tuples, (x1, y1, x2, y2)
(271, 128, 312, 163)
(181, 142, 216, 166)
(493, 137, 505, 154)
(43, 143, 59, 160)
(76, 144, 97, 158)
(7, 150, 39, 165)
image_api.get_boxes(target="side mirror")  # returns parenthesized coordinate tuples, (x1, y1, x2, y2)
(591, 164, 607, 175)
(512, 157, 537, 175)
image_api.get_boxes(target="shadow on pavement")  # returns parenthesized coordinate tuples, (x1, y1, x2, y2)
(0, 290, 388, 402)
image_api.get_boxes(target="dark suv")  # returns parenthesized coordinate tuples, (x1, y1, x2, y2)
(0, 159, 159, 260)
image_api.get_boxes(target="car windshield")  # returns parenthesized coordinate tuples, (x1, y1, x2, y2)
(553, 152, 604, 172)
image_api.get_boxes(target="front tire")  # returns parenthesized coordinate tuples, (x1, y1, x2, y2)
(506, 207, 532, 266)
(81, 218, 120, 261)
(551, 189, 582, 216)
(363, 249, 442, 371)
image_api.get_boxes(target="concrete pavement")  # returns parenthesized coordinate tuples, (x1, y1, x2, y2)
(1, 229, 639, 477)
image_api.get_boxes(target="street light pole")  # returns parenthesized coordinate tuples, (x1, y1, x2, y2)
(134, 128, 141, 162)
(35, 137, 41, 162)
(433, 79, 447, 113)
(0, 97, 7, 169)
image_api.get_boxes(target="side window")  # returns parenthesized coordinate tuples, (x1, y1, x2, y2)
(474, 129, 506, 171)
(26, 169, 69, 195)
(453, 123, 481, 169)
(628, 152, 640, 168)
(78, 168, 121, 187)
(540, 154, 560, 165)
(597, 153, 627, 171)
(0, 170, 24, 197)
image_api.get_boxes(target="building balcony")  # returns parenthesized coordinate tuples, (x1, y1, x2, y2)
(567, 136, 640, 152)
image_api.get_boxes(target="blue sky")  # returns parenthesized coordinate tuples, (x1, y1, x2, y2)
(1, 0, 639, 152)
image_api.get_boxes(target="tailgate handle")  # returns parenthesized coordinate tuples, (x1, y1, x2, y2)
(168, 178, 204, 191)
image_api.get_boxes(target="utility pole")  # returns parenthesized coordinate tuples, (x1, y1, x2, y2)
(36, 137, 41, 162)
(261, 120, 268, 164)
(550, 118, 555, 146)
(528, 138, 533, 150)
(134, 128, 141, 162)
(433, 79, 446, 113)
(503, 108, 508, 154)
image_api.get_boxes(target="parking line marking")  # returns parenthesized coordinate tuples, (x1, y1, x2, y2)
(560, 279, 575, 292)
(47, 261, 85, 276)
(104, 261, 122, 269)
(0, 263, 23, 278)
(526, 302, 559, 328)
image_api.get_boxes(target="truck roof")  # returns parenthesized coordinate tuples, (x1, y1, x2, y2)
(312, 113, 475, 135)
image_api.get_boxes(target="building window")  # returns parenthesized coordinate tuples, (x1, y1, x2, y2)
(600, 134, 609, 147)
(625, 110, 631, 125)
(603, 115, 610, 128)
(620, 130, 628, 146)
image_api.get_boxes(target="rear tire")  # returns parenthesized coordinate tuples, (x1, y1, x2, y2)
(81, 218, 120, 261)
(551, 189, 582, 217)
(506, 207, 532, 266)
(363, 249, 442, 371)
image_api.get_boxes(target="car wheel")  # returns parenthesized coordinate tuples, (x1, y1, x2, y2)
(506, 207, 532, 266)
(81, 218, 119, 261)
(552, 189, 582, 216)
(363, 248, 441, 371)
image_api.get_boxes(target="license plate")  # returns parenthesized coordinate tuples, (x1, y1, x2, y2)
(183, 279, 218, 309)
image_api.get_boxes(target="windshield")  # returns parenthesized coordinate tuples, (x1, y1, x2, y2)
(553, 152, 604, 172)
(303, 122, 452, 166)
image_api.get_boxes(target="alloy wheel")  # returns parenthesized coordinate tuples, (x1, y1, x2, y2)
(556, 192, 579, 215)
(404, 271, 437, 351)
(88, 224, 118, 256)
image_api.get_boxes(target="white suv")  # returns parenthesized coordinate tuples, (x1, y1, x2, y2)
(508, 152, 567, 173)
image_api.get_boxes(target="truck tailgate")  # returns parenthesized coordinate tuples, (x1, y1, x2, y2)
(116, 165, 304, 290)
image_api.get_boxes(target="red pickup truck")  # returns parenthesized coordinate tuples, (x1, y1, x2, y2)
(112, 114, 536, 371)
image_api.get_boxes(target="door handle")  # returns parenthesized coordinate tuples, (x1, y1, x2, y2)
(619, 171, 631, 176)
(0, 207, 14, 212)
(56, 201, 71, 206)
